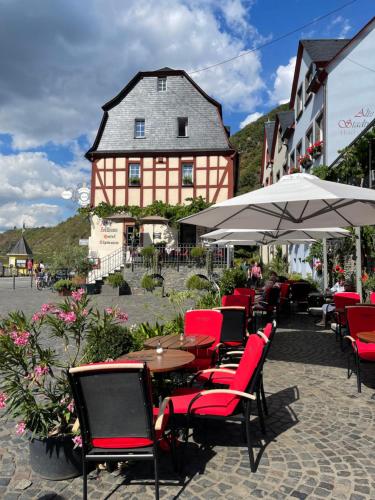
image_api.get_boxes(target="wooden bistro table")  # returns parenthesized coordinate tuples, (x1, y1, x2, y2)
(118, 349, 195, 374)
(357, 331, 375, 344)
(144, 334, 215, 351)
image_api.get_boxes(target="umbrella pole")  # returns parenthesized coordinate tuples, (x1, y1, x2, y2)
(323, 238, 328, 291)
(355, 227, 363, 300)
(226, 244, 230, 269)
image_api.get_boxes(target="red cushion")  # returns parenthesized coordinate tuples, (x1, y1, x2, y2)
(356, 340, 375, 361)
(91, 407, 167, 448)
(347, 307, 375, 340)
(229, 334, 264, 393)
(263, 323, 273, 339)
(92, 437, 153, 448)
(222, 295, 251, 317)
(170, 387, 239, 416)
(195, 369, 235, 386)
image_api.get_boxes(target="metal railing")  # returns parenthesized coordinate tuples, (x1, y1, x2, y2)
(88, 244, 228, 282)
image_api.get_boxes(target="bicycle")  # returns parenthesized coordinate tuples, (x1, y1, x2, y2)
(36, 274, 54, 291)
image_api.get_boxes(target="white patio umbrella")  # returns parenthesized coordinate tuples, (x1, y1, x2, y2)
(180, 173, 375, 296)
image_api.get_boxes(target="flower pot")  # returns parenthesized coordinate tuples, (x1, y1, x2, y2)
(58, 288, 72, 296)
(29, 435, 82, 480)
(312, 151, 322, 159)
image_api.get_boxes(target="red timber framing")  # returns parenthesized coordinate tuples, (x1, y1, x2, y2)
(90, 153, 236, 208)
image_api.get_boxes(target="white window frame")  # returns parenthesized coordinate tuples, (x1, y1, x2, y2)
(181, 162, 193, 185)
(296, 84, 303, 119)
(305, 65, 313, 103)
(129, 163, 141, 185)
(315, 112, 323, 142)
(134, 119, 145, 138)
(157, 77, 167, 92)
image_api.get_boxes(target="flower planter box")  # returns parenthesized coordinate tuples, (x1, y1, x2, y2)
(58, 289, 72, 297)
(29, 435, 82, 480)
(312, 151, 322, 159)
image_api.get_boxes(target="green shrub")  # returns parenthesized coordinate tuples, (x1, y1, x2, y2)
(288, 273, 303, 281)
(195, 291, 221, 309)
(106, 273, 125, 288)
(83, 324, 135, 363)
(190, 246, 206, 265)
(219, 267, 247, 295)
(163, 314, 184, 335)
(363, 274, 375, 300)
(141, 273, 157, 291)
(186, 274, 211, 291)
(53, 279, 76, 292)
(141, 246, 155, 266)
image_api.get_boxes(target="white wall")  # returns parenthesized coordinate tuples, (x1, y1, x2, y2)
(326, 25, 375, 165)
(288, 50, 325, 171)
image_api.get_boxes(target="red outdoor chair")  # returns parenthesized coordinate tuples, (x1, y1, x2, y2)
(370, 292, 375, 305)
(68, 361, 173, 500)
(345, 305, 375, 392)
(333, 292, 361, 347)
(166, 333, 267, 471)
(234, 288, 256, 305)
(184, 309, 223, 370)
(221, 294, 252, 319)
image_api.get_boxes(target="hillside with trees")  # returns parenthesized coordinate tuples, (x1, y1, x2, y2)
(230, 103, 289, 194)
(0, 214, 90, 263)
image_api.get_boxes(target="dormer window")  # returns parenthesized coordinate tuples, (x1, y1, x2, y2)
(134, 119, 145, 138)
(177, 117, 188, 137)
(157, 77, 167, 92)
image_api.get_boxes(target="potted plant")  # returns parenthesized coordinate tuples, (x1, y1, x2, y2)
(53, 279, 76, 296)
(0, 291, 129, 480)
(307, 140, 323, 159)
(102, 273, 131, 296)
(129, 176, 140, 186)
(190, 246, 206, 266)
(141, 245, 155, 268)
(298, 154, 313, 169)
(182, 175, 193, 186)
(288, 166, 301, 174)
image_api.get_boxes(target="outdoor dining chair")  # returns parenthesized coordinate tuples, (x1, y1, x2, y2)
(333, 292, 361, 347)
(184, 309, 223, 370)
(370, 291, 375, 305)
(68, 361, 173, 500)
(165, 332, 268, 472)
(211, 306, 247, 362)
(278, 283, 291, 313)
(221, 294, 252, 321)
(233, 287, 256, 305)
(345, 305, 375, 392)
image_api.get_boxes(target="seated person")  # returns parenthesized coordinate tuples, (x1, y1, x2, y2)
(255, 271, 279, 303)
(316, 275, 345, 327)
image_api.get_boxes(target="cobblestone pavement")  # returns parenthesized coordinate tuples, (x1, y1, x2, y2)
(1, 296, 375, 499)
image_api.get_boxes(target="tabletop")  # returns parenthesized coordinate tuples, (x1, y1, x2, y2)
(118, 349, 195, 373)
(144, 334, 215, 350)
(357, 331, 375, 343)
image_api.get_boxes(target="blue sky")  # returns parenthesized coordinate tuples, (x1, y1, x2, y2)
(0, 0, 373, 231)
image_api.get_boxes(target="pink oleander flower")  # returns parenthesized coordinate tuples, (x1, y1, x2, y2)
(105, 307, 114, 314)
(72, 434, 82, 448)
(0, 392, 8, 409)
(32, 312, 41, 322)
(34, 365, 49, 378)
(81, 308, 88, 317)
(58, 311, 77, 323)
(67, 400, 74, 413)
(41, 303, 54, 314)
(116, 311, 128, 322)
(11, 331, 30, 347)
(71, 288, 85, 301)
(16, 421, 26, 435)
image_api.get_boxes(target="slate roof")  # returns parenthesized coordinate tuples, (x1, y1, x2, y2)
(265, 121, 276, 151)
(7, 236, 33, 256)
(86, 68, 233, 158)
(277, 110, 294, 134)
(300, 39, 350, 63)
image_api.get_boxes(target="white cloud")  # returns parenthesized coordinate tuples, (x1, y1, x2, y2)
(240, 111, 262, 128)
(0, 149, 89, 205)
(0, 202, 61, 231)
(268, 56, 296, 105)
(330, 16, 351, 39)
(0, 0, 266, 148)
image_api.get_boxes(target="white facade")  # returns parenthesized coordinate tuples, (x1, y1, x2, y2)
(288, 52, 325, 171)
(326, 24, 375, 165)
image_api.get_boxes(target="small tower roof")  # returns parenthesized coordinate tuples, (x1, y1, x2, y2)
(7, 235, 33, 256)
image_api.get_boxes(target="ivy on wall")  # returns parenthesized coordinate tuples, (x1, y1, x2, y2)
(79, 196, 211, 227)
